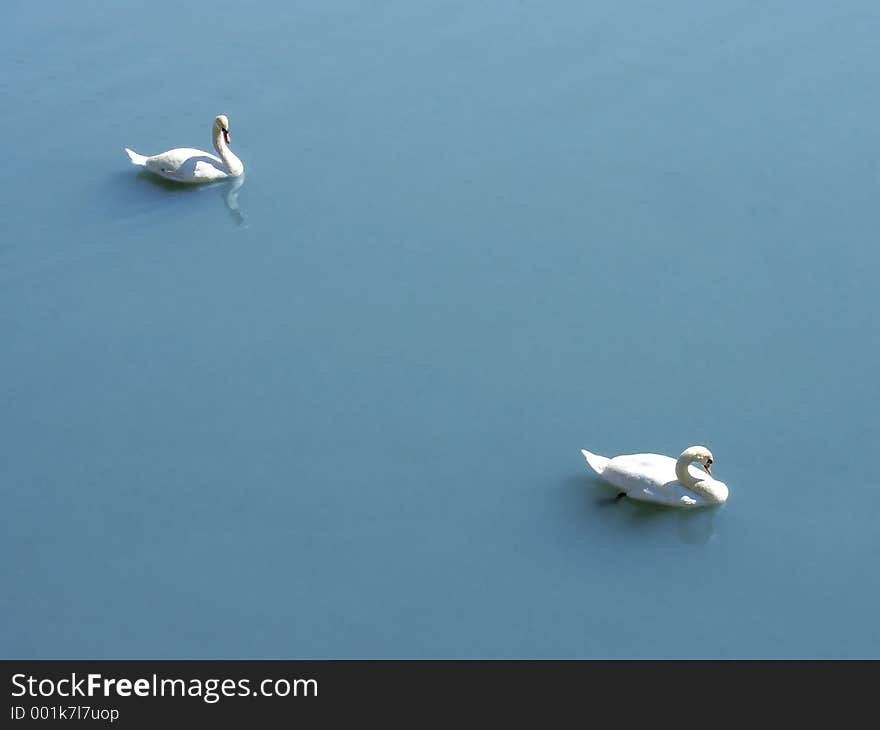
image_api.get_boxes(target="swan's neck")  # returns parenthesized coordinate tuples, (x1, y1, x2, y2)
(675, 454, 712, 496)
(213, 129, 244, 176)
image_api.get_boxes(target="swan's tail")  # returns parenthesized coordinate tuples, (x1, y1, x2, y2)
(581, 449, 610, 475)
(124, 148, 148, 166)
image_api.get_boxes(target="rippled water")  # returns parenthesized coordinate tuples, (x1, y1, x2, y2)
(2, 0, 879, 658)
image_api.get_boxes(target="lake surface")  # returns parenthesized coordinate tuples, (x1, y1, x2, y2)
(2, 0, 878, 658)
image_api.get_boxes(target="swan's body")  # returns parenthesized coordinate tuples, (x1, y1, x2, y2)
(124, 115, 244, 183)
(581, 445, 729, 507)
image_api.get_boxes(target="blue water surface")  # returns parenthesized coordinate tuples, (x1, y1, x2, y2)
(1, 0, 878, 658)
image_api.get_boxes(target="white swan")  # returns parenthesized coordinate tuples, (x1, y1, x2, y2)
(581, 445, 729, 507)
(124, 114, 244, 183)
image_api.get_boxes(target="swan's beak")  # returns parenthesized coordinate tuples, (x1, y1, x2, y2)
(705, 462, 712, 474)
(223, 130, 230, 144)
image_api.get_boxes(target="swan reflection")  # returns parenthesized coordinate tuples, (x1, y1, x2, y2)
(132, 170, 248, 226)
(589, 480, 720, 546)
(224, 174, 247, 226)
(676, 508, 717, 546)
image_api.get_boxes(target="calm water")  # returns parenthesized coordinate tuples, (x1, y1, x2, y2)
(2, 1, 878, 658)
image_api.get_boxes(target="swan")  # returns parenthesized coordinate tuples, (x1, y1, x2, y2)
(581, 445, 729, 507)
(124, 115, 244, 183)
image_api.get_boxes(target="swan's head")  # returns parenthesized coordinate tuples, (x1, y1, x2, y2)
(681, 445, 714, 474)
(214, 115, 231, 144)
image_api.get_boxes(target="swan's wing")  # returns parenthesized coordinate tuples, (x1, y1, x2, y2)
(145, 148, 225, 181)
(192, 160, 230, 180)
(603, 453, 677, 489)
(599, 454, 683, 504)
